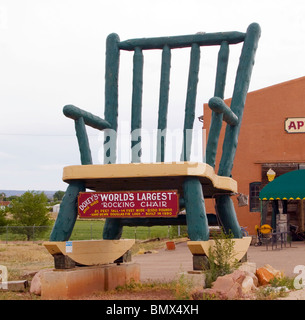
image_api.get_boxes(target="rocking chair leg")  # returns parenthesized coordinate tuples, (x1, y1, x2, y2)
(216, 194, 242, 238)
(183, 177, 209, 241)
(103, 218, 123, 240)
(49, 180, 85, 241)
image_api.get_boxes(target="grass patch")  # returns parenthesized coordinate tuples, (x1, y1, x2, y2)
(104, 274, 195, 300)
(0, 291, 40, 300)
(0, 219, 181, 242)
(255, 276, 296, 300)
(0, 243, 53, 281)
(70, 220, 171, 241)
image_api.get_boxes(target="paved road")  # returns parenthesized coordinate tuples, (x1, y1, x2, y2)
(133, 241, 193, 282)
(132, 240, 305, 281)
(247, 241, 305, 277)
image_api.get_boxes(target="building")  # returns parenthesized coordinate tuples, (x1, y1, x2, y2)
(203, 76, 305, 235)
(0, 201, 11, 210)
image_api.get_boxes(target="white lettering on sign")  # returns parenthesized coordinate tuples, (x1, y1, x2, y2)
(78, 190, 179, 218)
(285, 118, 305, 133)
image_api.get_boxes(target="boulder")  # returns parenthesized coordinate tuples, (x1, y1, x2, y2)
(229, 270, 246, 284)
(30, 269, 52, 295)
(241, 275, 255, 294)
(244, 271, 258, 287)
(256, 267, 275, 286)
(212, 275, 235, 292)
(192, 269, 261, 300)
(238, 262, 257, 274)
(264, 264, 283, 278)
(206, 270, 246, 300)
(227, 281, 242, 300)
(256, 264, 283, 286)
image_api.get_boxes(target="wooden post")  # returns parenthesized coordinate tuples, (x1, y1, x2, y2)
(218, 23, 261, 177)
(103, 219, 123, 240)
(103, 33, 123, 239)
(180, 43, 200, 161)
(104, 33, 120, 164)
(216, 195, 242, 238)
(156, 45, 171, 162)
(206, 41, 229, 168)
(131, 47, 144, 163)
(261, 200, 268, 225)
(300, 199, 304, 231)
(49, 180, 85, 241)
(183, 177, 209, 241)
(208, 97, 238, 126)
(63, 104, 111, 165)
(271, 200, 278, 232)
(118, 31, 245, 51)
(75, 117, 92, 165)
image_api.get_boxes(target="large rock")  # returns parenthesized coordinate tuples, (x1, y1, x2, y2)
(200, 270, 245, 300)
(238, 262, 257, 274)
(256, 267, 275, 286)
(256, 264, 283, 286)
(241, 276, 255, 294)
(30, 269, 52, 295)
(245, 271, 258, 287)
(264, 264, 283, 278)
(192, 269, 260, 300)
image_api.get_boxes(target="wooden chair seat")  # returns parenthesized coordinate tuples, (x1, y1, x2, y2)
(44, 239, 135, 266)
(187, 236, 252, 262)
(62, 162, 237, 197)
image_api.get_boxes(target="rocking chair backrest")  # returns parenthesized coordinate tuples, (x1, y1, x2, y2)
(103, 23, 260, 177)
(51, 24, 261, 242)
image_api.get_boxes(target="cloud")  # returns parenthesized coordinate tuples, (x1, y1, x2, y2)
(1, 0, 305, 190)
(0, 151, 16, 159)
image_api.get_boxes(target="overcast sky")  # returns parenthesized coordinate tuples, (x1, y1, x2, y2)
(0, 0, 305, 191)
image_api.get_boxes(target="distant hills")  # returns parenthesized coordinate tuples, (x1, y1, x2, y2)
(0, 190, 58, 199)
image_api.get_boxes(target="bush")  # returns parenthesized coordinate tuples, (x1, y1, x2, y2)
(170, 225, 188, 238)
(0, 209, 8, 227)
(204, 230, 240, 288)
(8, 191, 51, 240)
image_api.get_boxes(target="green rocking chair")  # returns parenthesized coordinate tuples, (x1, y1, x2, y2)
(49, 23, 261, 247)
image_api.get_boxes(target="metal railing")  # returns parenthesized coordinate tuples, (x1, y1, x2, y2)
(0, 224, 187, 243)
(0, 226, 53, 243)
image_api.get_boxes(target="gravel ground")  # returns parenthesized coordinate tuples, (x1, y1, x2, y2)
(278, 288, 305, 300)
(132, 239, 305, 299)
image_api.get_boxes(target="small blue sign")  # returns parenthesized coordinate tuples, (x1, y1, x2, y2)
(65, 241, 73, 253)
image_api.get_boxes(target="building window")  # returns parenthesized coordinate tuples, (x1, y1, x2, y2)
(249, 182, 261, 212)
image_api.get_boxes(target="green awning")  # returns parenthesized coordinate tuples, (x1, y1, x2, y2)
(259, 169, 305, 200)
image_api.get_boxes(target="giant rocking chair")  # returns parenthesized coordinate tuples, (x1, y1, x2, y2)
(48, 23, 260, 263)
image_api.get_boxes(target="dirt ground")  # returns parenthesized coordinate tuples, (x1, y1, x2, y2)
(80, 288, 177, 300)
(2, 239, 305, 300)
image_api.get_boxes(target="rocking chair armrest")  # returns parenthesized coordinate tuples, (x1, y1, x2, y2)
(63, 105, 111, 131)
(208, 97, 239, 126)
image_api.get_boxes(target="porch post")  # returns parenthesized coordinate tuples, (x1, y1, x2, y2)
(300, 199, 304, 231)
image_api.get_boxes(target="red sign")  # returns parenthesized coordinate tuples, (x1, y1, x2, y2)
(285, 117, 305, 133)
(78, 190, 179, 218)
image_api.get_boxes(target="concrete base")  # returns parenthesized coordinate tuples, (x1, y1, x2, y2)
(193, 255, 209, 270)
(0, 280, 29, 292)
(41, 263, 140, 300)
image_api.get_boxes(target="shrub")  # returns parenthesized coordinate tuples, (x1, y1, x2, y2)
(204, 229, 240, 288)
